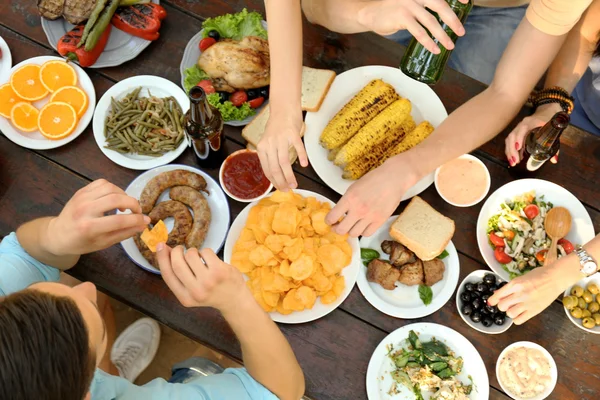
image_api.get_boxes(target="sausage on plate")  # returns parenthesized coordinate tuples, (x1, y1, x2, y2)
(140, 170, 208, 214)
(148, 200, 193, 247)
(169, 186, 211, 249)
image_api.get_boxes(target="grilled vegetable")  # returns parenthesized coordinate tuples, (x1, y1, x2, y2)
(78, 0, 108, 48)
(334, 98, 414, 167)
(85, 0, 120, 52)
(111, 3, 167, 41)
(384, 121, 434, 156)
(319, 79, 399, 150)
(341, 129, 405, 180)
(58, 23, 111, 67)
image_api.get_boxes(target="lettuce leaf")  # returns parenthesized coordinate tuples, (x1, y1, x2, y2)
(202, 8, 267, 40)
(207, 93, 255, 121)
(183, 65, 210, 93)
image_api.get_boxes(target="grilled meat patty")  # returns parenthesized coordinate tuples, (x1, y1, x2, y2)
(381, 240, 416, 267)
(398, 260, 424, 286)
(366, 259, 399, 290)
(38, 0, 66, 20)
(63, 0, 97, 24)
(423, 259, 445, 287)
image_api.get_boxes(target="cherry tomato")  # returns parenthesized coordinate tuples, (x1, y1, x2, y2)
(196, 79, 215, 94)
(501, 230, 515, 240)
(248, 96, 265, 109)
(489, 233, 505, 247)
(199, 37, 216, 52)
(558, 239, 575, 254)
(494, 247, 513, 264)
(536, 249, 548, 263)
(524, 204, 540, 219)
(230, 91, 248, 107)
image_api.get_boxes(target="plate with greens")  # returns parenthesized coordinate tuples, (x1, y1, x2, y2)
(179, 9, 269, 126)
(358, 216, 459, 319)
(367, 323, 489, 400)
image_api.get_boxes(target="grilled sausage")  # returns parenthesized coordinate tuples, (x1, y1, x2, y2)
(140, 170, 208, 214)
(148, 200, 193, 247)
(169, 186, 211, 249)
(134, 233, 158, 269)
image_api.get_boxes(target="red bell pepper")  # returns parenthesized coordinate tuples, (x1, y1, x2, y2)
(111, 3, 167, 41)
(57, 24, 111, 67)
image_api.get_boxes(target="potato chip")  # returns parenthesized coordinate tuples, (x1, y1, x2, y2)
(305, 196, 321, 212)
(336, 240, 353, 258)
(321, 291, 337, 305)
(296, 286, 317, 308)
(231, 251, 255, 273)
(262, 290, 280, 308)
(276, 299, 293, 315)
(269, 190, 296, 204)
(259, 205, 278, 235)
(258, 198, 277, 207)
(311, 209, 330, 235)
(238, 228, 255, 242)
(265, 234, 290, 254)
(249, 245, 275, 267)
(140, 220, 168, 252)
(263, 271, 292, 293)
(279, 259, 292, 278)
(283, 237, 304, 261)
(249, 224, 268, 244)
(333, 276, 346, 297)
(234, 239, 257, 253)
(247, 205, 263, 226)
(272, 203, 300, 235)
(283, 289, 305, 311)
(303, 270, 333, 293)
(289, 254, 315, 281)
(318, 244, 349, 276)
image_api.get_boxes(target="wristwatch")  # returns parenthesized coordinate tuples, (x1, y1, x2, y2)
(574, 246, 598, 276)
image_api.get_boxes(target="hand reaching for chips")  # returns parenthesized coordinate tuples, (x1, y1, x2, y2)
(141, 220, 168, 252)
(231, 190, 353, 314)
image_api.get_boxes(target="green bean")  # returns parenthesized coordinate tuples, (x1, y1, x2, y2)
(78, 0, 109, 48)
(172, 104, 183, 133)
(109, 117, 131, 134)
(109, 103, 134, 124)
(137, 121, 163, 130)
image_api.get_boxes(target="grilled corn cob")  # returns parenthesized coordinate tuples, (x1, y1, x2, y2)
(385, 121, 434, 155)
(334, 98, 414, 167)
(328, 147, 340, 161)
(319, 79, 399, 150)
(341, 130, 406, 179)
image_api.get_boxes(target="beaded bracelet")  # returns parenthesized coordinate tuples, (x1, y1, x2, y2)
(527, 86, 574, 114)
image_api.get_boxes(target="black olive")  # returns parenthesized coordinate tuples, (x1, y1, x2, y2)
(259, 86, 269, 99)
(497, 281, 507, 289)
(488, 284, 499, 292)
(470, 312, 482, 323)
(217, 91, 229, 102)
(464, 282, 474, 292)
(207, 30, 220, 40)
(472, 298, 482, 310)
(476, 282, 489, 293)
(461, 304, 473, 316)
(480, 307, 490, 316)
(483, 274, 497, 285)
(247, 89, 259, 100)
(486, 304, 498, 315)
(482, 317, 494, 327)
(481, 293, 491, 303)
(494, 315, 506, 325)
(460, 292, 471, 302)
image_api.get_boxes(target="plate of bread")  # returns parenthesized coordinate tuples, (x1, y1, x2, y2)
(357, 197, 460, 319)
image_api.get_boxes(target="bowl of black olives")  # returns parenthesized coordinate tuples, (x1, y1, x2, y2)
(456, 270, 513, 334)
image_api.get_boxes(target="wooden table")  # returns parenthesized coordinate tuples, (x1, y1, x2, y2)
(1, 2, 599, 399)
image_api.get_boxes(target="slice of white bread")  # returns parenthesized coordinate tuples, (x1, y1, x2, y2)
(389, 196, 455, 261)
(301, 66, 336, 112)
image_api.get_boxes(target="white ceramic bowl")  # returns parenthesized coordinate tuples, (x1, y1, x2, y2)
(434, 154, 491, 207)
(496, 341, 558, 400)
(219, 149, 273, 203)
(456, 269, 513, 334)
(563, 273, 600, 334)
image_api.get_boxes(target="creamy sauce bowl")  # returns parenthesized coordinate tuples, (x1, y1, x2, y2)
(435, 154, 491, 207)
(496, 341, 558, 400)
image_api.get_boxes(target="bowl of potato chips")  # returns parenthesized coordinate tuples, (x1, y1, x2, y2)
(224, 189, 360, 323)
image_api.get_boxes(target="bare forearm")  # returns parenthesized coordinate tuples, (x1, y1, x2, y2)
(16, 217, 80, 270)
(302, 0, 371, 33)
(549, 234, 600, 292)
(222, 291, 305, 400)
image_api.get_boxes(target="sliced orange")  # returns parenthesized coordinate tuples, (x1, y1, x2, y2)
(50, 86, 88, 118)
(38, 102, 77, 140)
(11, 102, 39, 132)
(10, 64, 48, 101)
(0, 83, 26, 119)
(40, 60, 78, 93)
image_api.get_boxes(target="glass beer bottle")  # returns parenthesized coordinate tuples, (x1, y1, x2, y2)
(400, 0, 473, 85)
(184, 86, 225, 169)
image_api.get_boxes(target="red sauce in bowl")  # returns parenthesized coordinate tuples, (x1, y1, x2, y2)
(222, 151, 271, 200)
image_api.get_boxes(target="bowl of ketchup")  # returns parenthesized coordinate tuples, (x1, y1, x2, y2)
(219, 149, 273, 202)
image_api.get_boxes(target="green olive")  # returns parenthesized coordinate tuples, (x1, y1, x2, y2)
(578, 298, 587, 309)
(587, 283, 600, 295)
(588, 302, 600, 314)
(582, 317, 596, 329)
(562, 296, 578, 310)
(592, 313, 600, 325)
(582, 309, 592, 318)
(583, 290, 594, 303)
(571, 285, 584, 297)
(571, 307, 583, 319)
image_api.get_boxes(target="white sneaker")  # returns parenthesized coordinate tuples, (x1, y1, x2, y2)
(111, 318, 161, 383)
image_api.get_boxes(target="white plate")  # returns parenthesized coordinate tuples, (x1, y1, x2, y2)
(120, 164, 230, 274)
(357, 216, 459, 319)
(92, 75, 189, 170)
(456, 270, 513, 334)
(496, 341, 558, 400)
(476, 179, 595, 282)
(0, 56, 96, 150)
(304, 65, 447, 199)
(41, 0, 159, 69)
(223, 189, 360, 323)
(563, 274, 600, 334)
(179, 22, 268, 127)
(0, 36, 12, 83)
(366, 322, 490, 400)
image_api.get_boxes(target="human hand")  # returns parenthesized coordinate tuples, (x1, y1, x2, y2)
(157, 245, 247, 313)
(505, 104, 562, 167)
(47, 179, 149, 255)
(325, 159, 414, 237)
(257, 112, 308, 191)
(357, 0, 468, 53)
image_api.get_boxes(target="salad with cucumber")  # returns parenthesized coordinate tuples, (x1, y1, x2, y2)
(487, 191, 575, 279)
(182, 9, 269, 122)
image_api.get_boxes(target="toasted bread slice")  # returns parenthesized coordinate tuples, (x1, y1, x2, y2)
(301, 66, 336, 112)
(389, 196, 455, 261)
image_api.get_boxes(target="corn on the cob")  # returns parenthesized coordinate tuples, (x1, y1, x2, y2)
(385, 121, 434, 156)
(334, 98, 414, 167)
(328, 147, 340, 161)
(319, 79, 399, 150)
(341, 130, 405, 180)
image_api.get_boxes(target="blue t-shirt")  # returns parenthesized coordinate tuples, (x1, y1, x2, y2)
(0, 233, 277, 400)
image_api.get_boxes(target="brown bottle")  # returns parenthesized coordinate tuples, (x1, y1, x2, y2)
(513, 111, 570, 176)
(185, 86, 225, 169)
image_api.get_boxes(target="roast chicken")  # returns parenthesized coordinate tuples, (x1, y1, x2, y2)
(197, 36, 270, 93)
(38, 0, 97, 25)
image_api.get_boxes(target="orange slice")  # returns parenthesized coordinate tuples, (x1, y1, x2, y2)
(10, 102, 39, 132)
(40, 60, 78, 93)
(37, 102, 77, 140)
(0, 83, 26, 119)
(50, 86, 88, 118)
(10, 64, 49, 101)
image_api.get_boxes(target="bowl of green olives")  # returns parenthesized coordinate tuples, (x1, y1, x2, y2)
(563, 276, 600, 334)
(456, 270, 513, 334)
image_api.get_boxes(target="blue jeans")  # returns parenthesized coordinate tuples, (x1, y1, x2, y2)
(387, 5, 527, 85)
